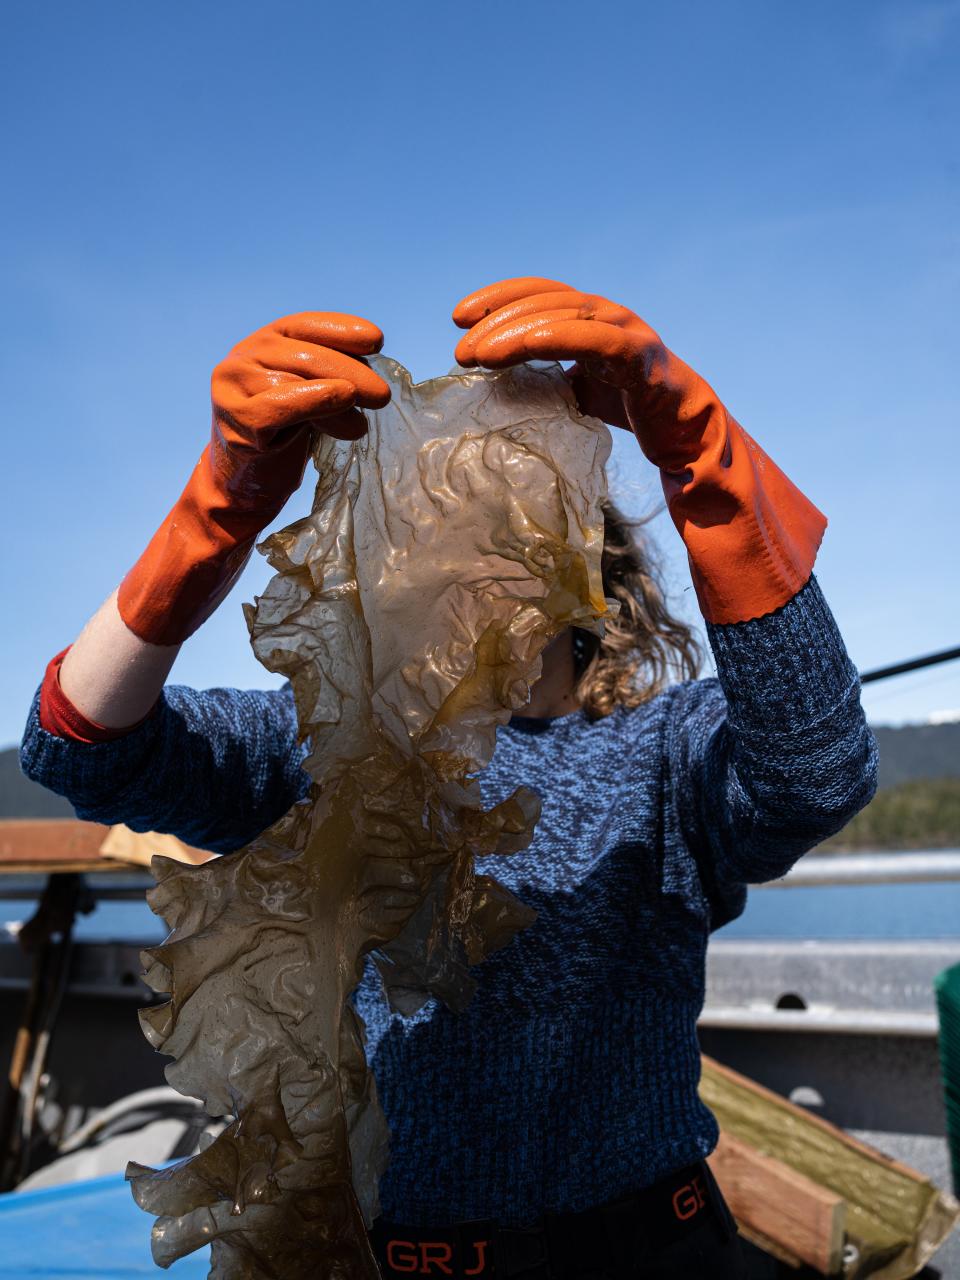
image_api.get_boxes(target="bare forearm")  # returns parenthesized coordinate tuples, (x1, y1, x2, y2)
(43, 311, 385, 738)
(59, 591, 181, 729)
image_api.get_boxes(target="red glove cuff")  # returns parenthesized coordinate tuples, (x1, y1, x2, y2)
(117, 432, 309, 646)
(38, 647, 155, 743)
(660, 414, 826, 625)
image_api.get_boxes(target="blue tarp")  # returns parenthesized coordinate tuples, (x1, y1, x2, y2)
(0, 1173, 209, 1277)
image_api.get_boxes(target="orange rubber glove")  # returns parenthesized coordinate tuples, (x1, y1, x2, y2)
(453, 277, 826, 626)
(117, 312, 390, 646)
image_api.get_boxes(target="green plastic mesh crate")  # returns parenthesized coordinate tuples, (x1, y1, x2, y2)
(935, 960, 960, 1197)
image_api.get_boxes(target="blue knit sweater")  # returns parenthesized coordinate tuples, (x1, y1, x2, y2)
(19, 575, 877, 1226)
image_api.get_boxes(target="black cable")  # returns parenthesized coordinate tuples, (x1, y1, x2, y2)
(860, 645, 960, 685)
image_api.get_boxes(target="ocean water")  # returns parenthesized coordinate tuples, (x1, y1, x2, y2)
(2, 865, 960, 944)
(717, 878, 960, 940)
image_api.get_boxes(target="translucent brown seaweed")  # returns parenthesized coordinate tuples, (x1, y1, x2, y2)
(126, 359, 614, 1277)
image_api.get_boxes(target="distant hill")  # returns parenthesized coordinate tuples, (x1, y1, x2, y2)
(2, 721, 958, 822)
(818, 722, 960, 852)
(0, 747, 74, 819)
(820, 777, 960, 852)
(872, 722, 960, 789)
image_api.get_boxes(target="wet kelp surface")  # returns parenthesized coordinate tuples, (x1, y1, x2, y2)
(127, 359, 614, 1277)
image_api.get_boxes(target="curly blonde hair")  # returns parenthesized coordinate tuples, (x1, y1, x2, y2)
(572, 498, 703, 720)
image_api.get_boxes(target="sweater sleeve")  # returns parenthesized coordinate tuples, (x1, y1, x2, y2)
(19, 683, 311, 854)
(668, 575, 878, 893)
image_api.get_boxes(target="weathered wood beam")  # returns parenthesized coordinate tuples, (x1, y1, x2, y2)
(708, 1130, 845, 1274)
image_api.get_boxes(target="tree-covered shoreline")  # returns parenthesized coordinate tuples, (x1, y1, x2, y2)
(819, 777, 960, 852)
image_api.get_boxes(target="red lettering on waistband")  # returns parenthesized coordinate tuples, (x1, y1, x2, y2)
(384, 1236, 490, 1276)
(672, 1174, 706, 1221)
(386, 1239, 419, 1272)
(418, 1241, 453, 1274)
(464, 1239, 489, 1274)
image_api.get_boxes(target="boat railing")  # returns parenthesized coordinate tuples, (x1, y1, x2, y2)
(764, 849, 960, 888)
(701, 849, 960, 1039)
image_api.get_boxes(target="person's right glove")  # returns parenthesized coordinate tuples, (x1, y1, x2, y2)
(117, 311, 390, 646)
(453, 277, 826, 625)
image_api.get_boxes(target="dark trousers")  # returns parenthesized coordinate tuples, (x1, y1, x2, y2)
(372, 1161, 748, 1279)
(629, 1199, 747, 1278)
(550, 1162, 747, 1279)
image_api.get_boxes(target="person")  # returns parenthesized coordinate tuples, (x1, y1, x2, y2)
(20, 277, 878, 1279)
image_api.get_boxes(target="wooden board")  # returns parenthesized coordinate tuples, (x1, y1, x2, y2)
(703, 1054, 933, 1183)
(701, 1054, 960, 1276)
(98, 825, 215, 867)
(0, 819, 126, 874)
(708, 1130, 845, 1274)
(0, 819, 213, 875)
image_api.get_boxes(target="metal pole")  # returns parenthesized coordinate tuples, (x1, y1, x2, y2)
(860, 644, 960, 685)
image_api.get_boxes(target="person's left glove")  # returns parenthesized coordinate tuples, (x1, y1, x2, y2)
(453, 277, 825, 625)
(117, 311, 390, 646)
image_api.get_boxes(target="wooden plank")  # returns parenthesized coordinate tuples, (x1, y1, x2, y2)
(0, 819, 124, 874)
(99, 825, 216, 867)
(0, 819, 212, 875)
(708, 1130, 845, 1274)
(703, 1054, 930, 1183)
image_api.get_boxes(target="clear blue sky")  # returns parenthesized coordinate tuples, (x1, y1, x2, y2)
(2, 1, 958, 746)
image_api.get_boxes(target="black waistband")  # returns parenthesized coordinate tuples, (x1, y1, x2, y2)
(370, 1159, 736, 1278)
